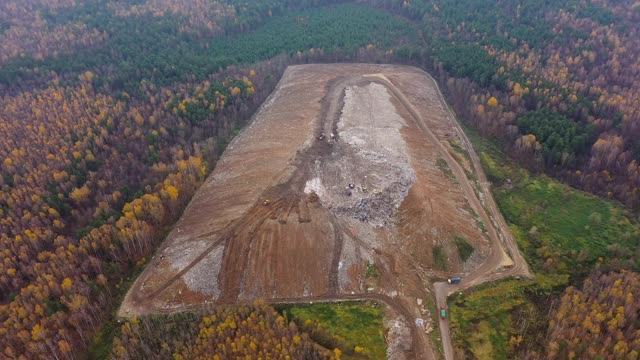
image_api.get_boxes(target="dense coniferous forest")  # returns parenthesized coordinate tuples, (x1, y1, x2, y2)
(1, 0, 640, 359)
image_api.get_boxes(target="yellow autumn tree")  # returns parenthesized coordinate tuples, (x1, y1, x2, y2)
(166, 185, 179, 201)
(58, 340, 72, 353)
(70, 185, 91, 204)
(31, 324, 42, 341)
(61, 277, 73, 291)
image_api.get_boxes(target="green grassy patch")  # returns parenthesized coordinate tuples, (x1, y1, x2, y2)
(449, 279, 528, 360)
(450, 139, 470, 159)
(468, 127, 640, 276)
(423, 294, 445, 358)
(280, 302, 386, 359)
(454, 236, 474, 262)
(467, 320, 496, 359)
(475, 216, 487, 234)
(449, 275, 568, 360)
(433, 244, 449, 271)
(436, 157, 455, 179)
(449, 125, 640, 359)
(365, 262, 380, 279)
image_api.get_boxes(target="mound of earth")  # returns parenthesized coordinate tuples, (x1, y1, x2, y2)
(119, 64, 496, 319)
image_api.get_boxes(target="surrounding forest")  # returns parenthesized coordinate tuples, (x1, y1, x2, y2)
(108, 301, 385, 360)
(1, 0, 640, 359)
(111, 303, 332, 359)
(449, 127, 640, 359)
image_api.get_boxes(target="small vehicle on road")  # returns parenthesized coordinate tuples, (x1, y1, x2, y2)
(447, 277, 462, 284)
(440, 307, 447, 319)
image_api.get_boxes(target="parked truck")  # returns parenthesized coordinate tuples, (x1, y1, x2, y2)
(447, 277, 462, 284)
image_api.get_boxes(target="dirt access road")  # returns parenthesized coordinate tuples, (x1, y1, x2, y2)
(119, 64, 530, 359)
(365, 71, 531, 359)
(424, 72, 532, 360)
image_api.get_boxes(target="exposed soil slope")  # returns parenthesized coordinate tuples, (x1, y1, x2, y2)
(119, 64, 529, 359)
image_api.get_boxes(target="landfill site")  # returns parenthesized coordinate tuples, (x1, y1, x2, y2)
(119, 64, 529, 359)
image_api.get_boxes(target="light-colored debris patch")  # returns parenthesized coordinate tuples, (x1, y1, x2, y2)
(167, 239, 211, 271)
(338, 235, 374, 293)
(385, 309, 412, 360)
(340, 83, 410, 161)
(183, 245, 224, 297)
(304, 176, 328, 199)
(311, 83, 416, 227)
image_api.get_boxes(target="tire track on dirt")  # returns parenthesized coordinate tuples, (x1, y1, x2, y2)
(137, 198, 286, 302)
(141, 75, 366, 304)
(217, 197, 290, 303)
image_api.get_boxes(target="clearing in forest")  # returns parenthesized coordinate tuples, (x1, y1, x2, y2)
(119, 64, 526, 359)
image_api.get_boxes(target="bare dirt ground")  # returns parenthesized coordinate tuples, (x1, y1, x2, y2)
(118, 64, 530, 359)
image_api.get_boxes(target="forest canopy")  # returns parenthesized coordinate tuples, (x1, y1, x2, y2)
(0, 3, 416, 93)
